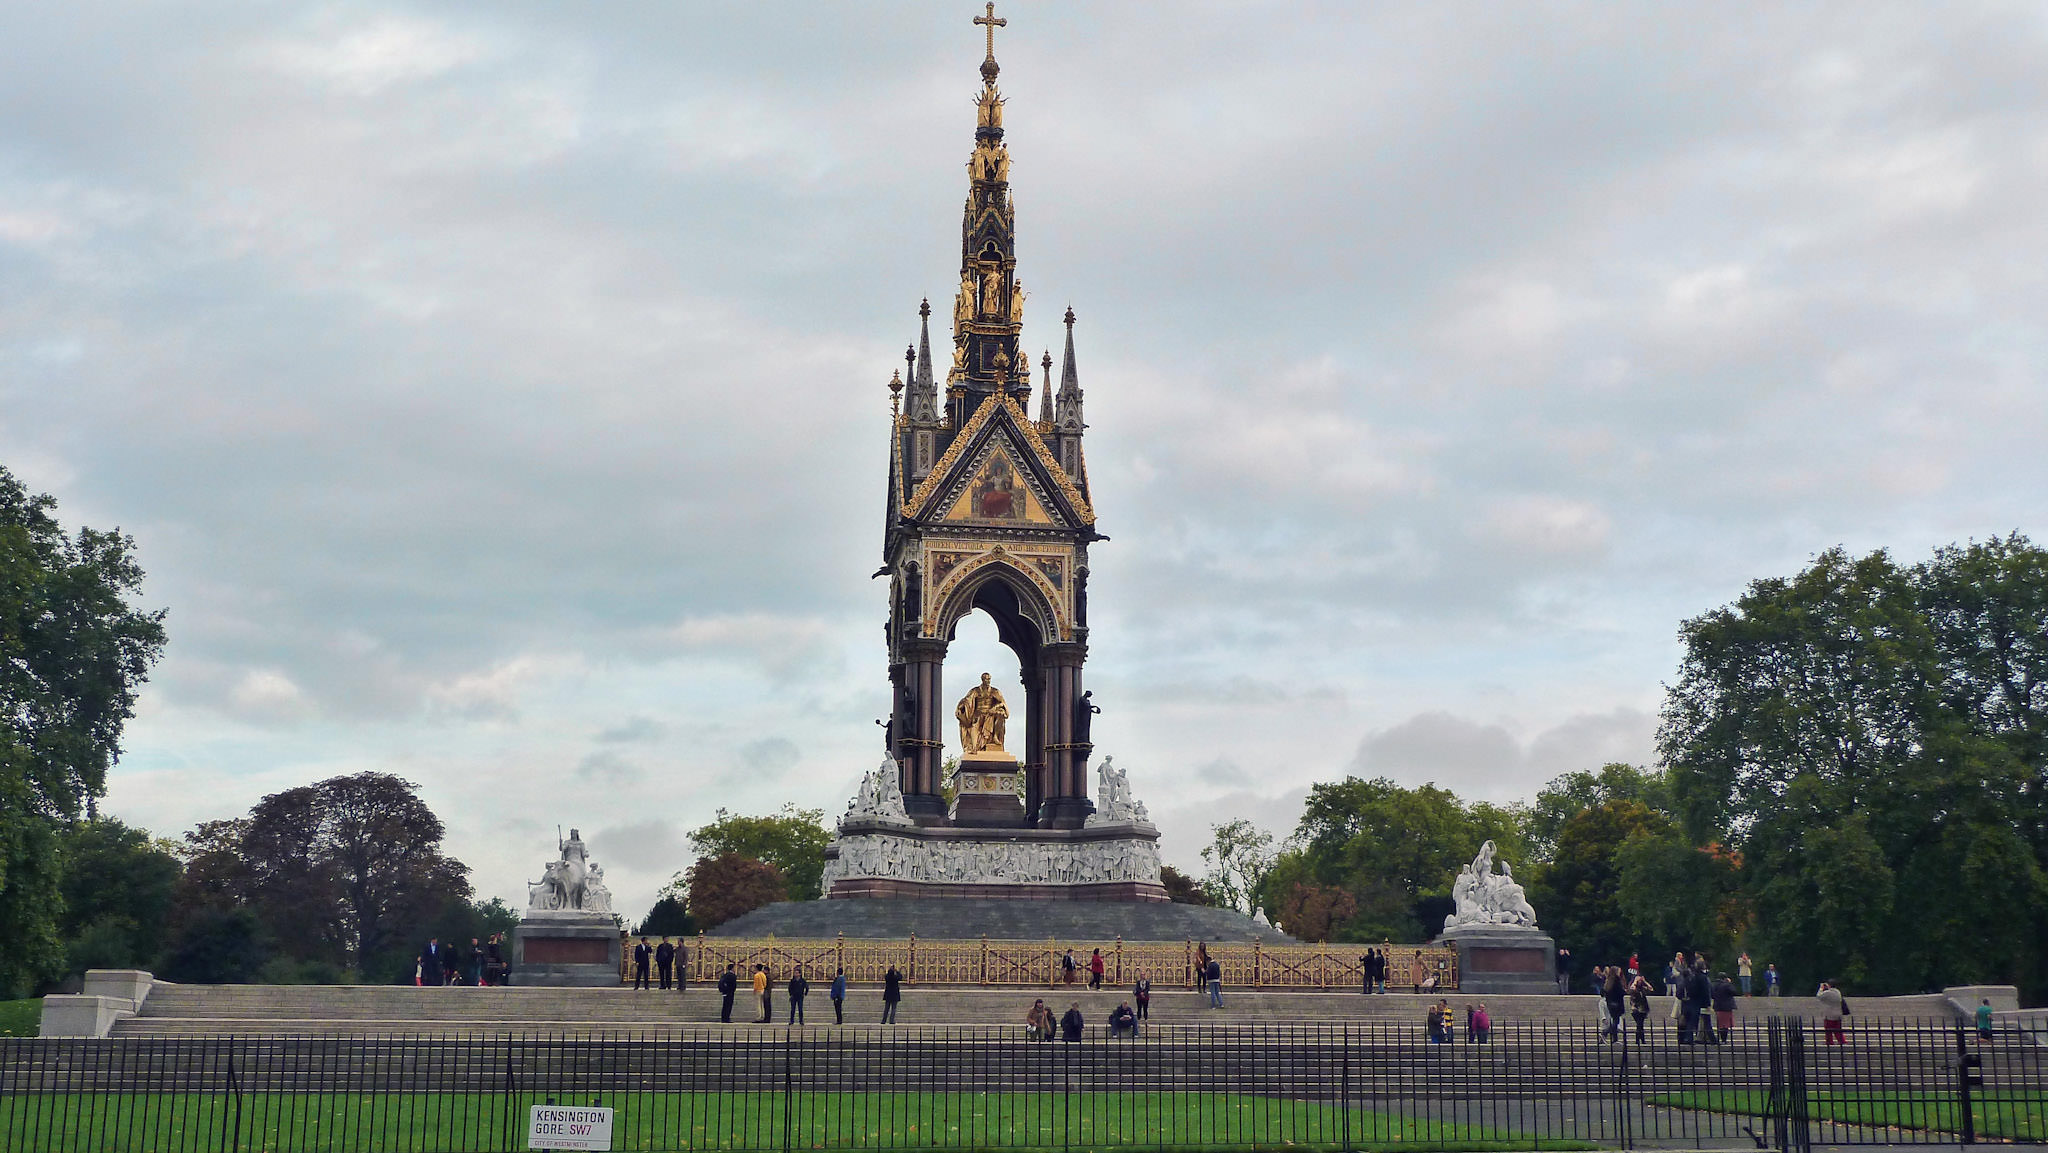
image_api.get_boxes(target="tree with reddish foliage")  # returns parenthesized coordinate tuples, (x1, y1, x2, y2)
(1274, 881, 1359, 943)
(686, 853, 787, 930)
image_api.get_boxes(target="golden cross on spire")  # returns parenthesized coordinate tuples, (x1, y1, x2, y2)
(974, 3, 1007, 61)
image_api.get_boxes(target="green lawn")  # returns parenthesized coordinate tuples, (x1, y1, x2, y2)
(0, 999, 37, 1038)
(1649, 1088, 2048, 1142)
(0, 1090, 1600, 1152)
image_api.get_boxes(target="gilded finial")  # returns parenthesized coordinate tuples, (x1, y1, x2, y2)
(889, 369, 903, 397)
(975, 3, 1006, 84)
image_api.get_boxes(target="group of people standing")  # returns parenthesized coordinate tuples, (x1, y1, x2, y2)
(1424, 999, 1492, 1043)
(415, 935, 506, 986)
(1587, 950, 1762, 1044)
(629, 936, 688, 990)
(717, 963, 890, 1026)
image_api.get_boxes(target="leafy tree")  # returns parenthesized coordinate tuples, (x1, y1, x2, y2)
(0, 467, 167, 995)
(1611, 829, 1742, 961)
(1527, 799, 1671, 987)
(1661, 540, 2048, 996)
(228, 773, 472, 980)
(636, 895, 696, 937)
(685, 853, 785, 929)
(677, 805, 831, 902)
(1280, 776, 1526, 941)
(1199, 818, 1275, 913)
(158, 906, 270, 985)
(1272, 879, 1358, 942)
(57, 818, 182, 975)
(1158, 865, 1211, 905)
(1526, 764, 1671, 861)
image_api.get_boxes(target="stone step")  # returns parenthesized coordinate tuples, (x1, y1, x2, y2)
(124, 981, 1932, 1038)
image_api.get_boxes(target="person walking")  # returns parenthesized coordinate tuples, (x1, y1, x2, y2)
(1627, 970, 1653, 1044)
(1687, 960, 1714, 1045)
(632, 937, 653, 991)
(1088, 948, 1105, 990)
(655, 937, 676, 990)
(1060, 1002, 1084, 1042)
(1816, 981, 1847, 1046)
(1134, 972, 1151, 1022)
(752, 964, 771, 1023)
(1975, 998, 1995, 1040)
(1061, 949, 1078, 985)
(1710, 972, 1737, 1043)
(1472, 1003, 1493, 1043)
(787, 967, 809, 1026)
(882, 964, 902, 1024)
(830, 968, 847, 1025)
(1602, 966, 1626, 1043)
(718, 964, 738, 1023)
(1737, 952, 1752, 996)
(1205, 957, 1223, 1008)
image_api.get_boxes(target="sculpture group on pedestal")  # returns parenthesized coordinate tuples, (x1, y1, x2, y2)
(840, 759, 916, 829)
(1082, 757, 1150, 827)
(526, 828, 613, 916)
(1442, 839, 1538, 931)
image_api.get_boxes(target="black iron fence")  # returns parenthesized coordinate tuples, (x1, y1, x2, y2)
(1, 1017, 2041, 1151)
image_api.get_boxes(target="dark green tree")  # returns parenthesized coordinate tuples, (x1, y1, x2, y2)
(635, 895, 695, 937)
(1527, 799, 1671, 986)
(675, 805, 830, 901)
(1526, 763, 1671, 861)
(235, 773, 473, 981)
(57, 818, 182, 974)
(1158, 865, 1212, 905)
(0, 467, 167, 996)
(1280, 776, 1526, 941)
(1661, 540, 2048, 996)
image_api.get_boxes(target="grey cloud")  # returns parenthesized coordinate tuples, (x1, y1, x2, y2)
(597, 715, 667, 744)
(591, 819, 683, 873)
(737, 738, 801, 778)
(578, 751, 642, 787)
(1349, 708, 1658, 802)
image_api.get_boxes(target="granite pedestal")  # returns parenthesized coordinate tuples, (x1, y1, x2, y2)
(1434, 925, 1558, 995)
(511, 914, 621, 987)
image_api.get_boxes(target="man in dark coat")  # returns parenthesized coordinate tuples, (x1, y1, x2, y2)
(1686, 962, 1714, 1045)
(717, 964, 738, 1023)
(632, 937, 653, 990)
(788, 966, 810, 1026)
(419, 939, 443, 987)
(655, 938, 676, 990)
(1060, 1002, 1084, 1042)
(882, 965, 902, 1024)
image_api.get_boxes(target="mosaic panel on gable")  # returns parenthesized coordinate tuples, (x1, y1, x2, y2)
(941, 443, 1055, 526)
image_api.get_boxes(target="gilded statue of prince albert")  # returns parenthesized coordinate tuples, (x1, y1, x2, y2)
(955, 672, 1010, 756)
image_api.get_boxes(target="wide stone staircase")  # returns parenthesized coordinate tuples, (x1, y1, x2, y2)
(112, 980, 1930, 1038)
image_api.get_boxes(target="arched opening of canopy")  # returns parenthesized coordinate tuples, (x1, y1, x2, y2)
(934, 563, 1055, 821)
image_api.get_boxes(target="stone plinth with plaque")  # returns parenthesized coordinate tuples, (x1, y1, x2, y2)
(511, 829, 622, 987)
(951, 751, 1026, 827)
(1432, 839, 1559, 995)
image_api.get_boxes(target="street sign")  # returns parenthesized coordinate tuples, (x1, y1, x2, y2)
(528, 1104, 614, 1151)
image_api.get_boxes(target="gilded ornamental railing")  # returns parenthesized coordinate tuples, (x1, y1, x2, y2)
(627, 934, 1458, 990)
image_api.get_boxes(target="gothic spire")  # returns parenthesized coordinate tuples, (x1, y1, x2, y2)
(1039, 349, 1054, 424)
(907, 299, 938, 422)
(1055, 306, 1082, 429)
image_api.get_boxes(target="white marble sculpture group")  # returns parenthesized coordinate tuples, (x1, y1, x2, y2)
(821, 756, 1162, 891)
(839, 759, 916, 828)
(526, 827, 614, 917)
(1442, 839, 1539, 931)
(1083, 757, 1151, 827)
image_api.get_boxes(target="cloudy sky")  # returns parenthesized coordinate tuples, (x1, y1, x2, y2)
(5, 3, 2045, 920)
